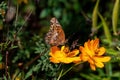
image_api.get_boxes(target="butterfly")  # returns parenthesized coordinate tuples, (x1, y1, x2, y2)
(45, 17, 65, 46)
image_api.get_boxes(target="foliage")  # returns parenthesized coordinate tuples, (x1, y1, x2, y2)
(0, 0, 120, 80)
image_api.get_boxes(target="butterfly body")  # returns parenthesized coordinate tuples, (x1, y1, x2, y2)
(45, 17, 65, 46)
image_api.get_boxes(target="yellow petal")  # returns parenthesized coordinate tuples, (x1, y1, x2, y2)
(61, 46, 65, 51)
(63, 46, 70, 53)
(79, 46, 84, 52)
(72, 57, 81, 63)
(61, 57, 81, 64)
(93, 38, 99, 49)
(97, 47, 106, 56)
(94, 56, 111, 62)
(60, 57, 73, 63)
(73, 58, 82, 63)
(51, 46, 60, 53)
(88, 58, 94, 64)
(95, 61, 104, 68)
(49, 57, 60, 63)
(80, 54, 89, 61)
(67, 49, 79, 57)
(90, 63, 96, 71)
(102, 57, 111, 62)
(56, 51, 66, 58)
(84, 43, 95, 56)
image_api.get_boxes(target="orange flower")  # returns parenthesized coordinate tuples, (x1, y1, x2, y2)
(79, 38, 111, 70)
(49, 46, 81, 64)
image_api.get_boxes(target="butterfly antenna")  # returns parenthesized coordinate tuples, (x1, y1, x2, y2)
(81, 10, 92, 24)
(70, 39, 79, 50)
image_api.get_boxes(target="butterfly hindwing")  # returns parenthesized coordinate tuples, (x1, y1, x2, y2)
(45, 17, 65, 46)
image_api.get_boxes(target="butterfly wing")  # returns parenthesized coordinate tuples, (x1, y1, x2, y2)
(45, 18, 65, 46)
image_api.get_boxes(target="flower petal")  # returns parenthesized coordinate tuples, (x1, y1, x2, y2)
(50, 51, 65, 58)
(61, 57, 81, 64)
(63, 46, 70, 53)
(84, 43, 95, 56)
(90, 63, 96, 71)
(51, 46, 60, 53)
(49, 46, 81, 64)
(79, 38, 111, 70)
(88, 58, 94, 64)
(80, 53, 89, 61)
(97, 47, 106, 56)
(49, 57, 60, 63)
(67, 49, 79, 57)
(93, 38, 99, 50)
(95, 61, 104, 68)
(94, 56, 111, 62)
(61, 46, 65, 52)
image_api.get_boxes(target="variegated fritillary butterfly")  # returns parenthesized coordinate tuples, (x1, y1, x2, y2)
(45, 17, 65, 46)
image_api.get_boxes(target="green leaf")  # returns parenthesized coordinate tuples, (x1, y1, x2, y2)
(98, 12, 112, 44)
(40, 9, 50, 18)
(92, 0, 100, 34)
(112, 0, 119, 35)
(9, 45, 18, 50)
(53, 8, 62, 18)
(24, 68, 33, 79)
(0, 54, 2, 61)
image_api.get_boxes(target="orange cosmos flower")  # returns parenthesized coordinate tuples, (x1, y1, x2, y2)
(49, 46, 81, 64)
(79, 38, 111, 70)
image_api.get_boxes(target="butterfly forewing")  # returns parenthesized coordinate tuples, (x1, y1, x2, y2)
(45, 17, 65, 46)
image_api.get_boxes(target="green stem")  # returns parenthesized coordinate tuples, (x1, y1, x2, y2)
(16, 10, 33, 35)
(61, 63, 81, 77)
(57, 69, 63, 80)
(57, 64, 77, 80)
(98, 12, 112, 44)
(105, 62, 112, 77)
(14, 3, 19, 28)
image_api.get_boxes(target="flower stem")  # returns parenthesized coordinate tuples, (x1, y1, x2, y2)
(61, 63, 80, 77)
(57, 69, 63, 80)
(105, 62, 112, 76)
